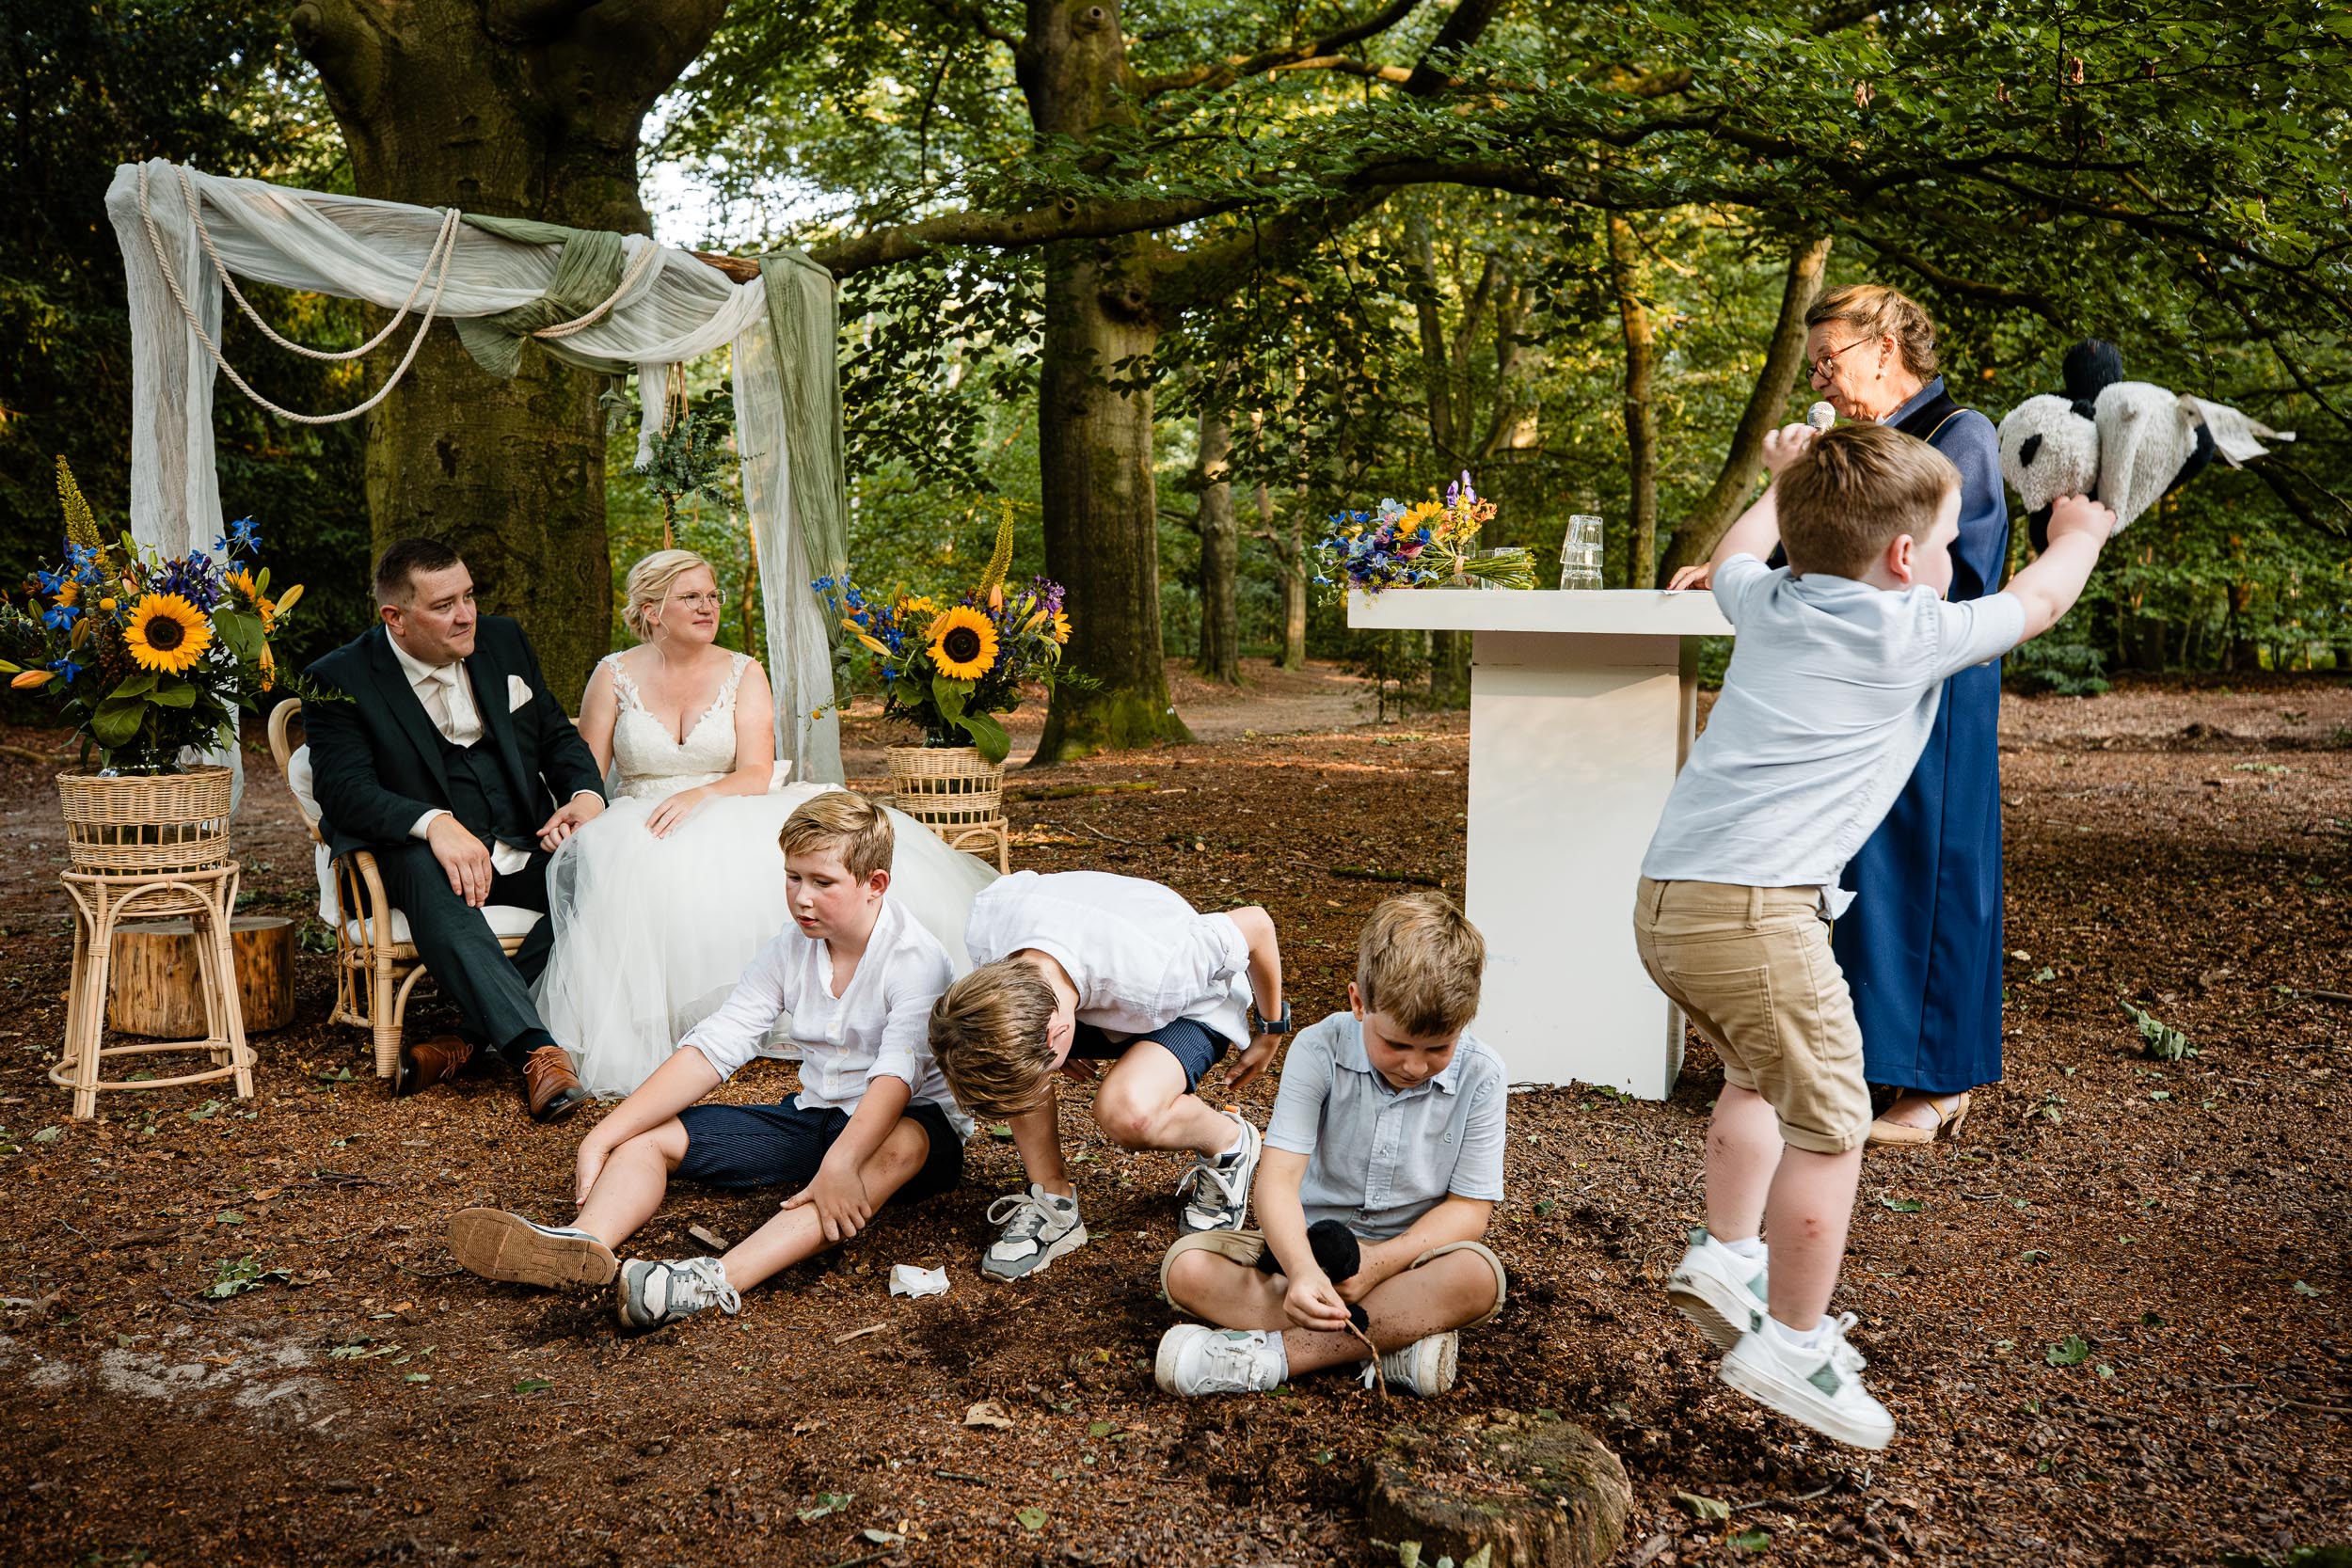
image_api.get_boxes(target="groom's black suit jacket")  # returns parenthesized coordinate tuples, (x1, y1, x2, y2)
(303, 619, 604, 863)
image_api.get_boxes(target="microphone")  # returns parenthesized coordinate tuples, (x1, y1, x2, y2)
(1807, 402, 1837, 431)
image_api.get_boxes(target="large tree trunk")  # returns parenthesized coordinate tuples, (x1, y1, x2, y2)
(1194, 404, 1240, 683)
(1025, 1, 1189, 759)
(1657, 235, 1833, 583)
(1272, 480, 1307, 671)
(291, 0, 723, 702)
(1605, 215, 1659, 590)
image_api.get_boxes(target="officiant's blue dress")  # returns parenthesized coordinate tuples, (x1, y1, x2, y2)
(1833, 377, 2010, 1096)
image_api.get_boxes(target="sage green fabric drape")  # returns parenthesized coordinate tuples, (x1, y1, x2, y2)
(453, 214, 632, 377)
(755, 247, 850, 584)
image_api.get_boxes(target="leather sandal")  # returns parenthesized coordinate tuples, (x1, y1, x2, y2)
(1867, 1090, 1971, 1148)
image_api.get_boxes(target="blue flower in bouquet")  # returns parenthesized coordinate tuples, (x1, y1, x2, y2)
(151, 551, 225, 611)
(214, 516, 262, 556)
(40, 600, 81, 631)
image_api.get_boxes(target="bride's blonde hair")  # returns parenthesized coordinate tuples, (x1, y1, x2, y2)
(623, 548, 716, 642)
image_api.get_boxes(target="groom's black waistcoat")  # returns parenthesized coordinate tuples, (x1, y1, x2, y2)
(302, 618, 604, 863)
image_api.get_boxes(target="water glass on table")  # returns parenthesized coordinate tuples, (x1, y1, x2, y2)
(1559, 515, 1603, 590)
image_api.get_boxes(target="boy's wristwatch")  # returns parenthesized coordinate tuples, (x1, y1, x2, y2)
(1249, 1001, 1293, 1036)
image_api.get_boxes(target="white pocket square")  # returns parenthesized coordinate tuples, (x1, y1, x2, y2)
(507, 674, 533, 712)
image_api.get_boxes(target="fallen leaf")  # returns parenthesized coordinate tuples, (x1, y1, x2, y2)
(1674, 1490, 1730, 1521)
(688, 1224, 730, 1253)
(1014, 1505, 1047, 1532)
(963, 1400, 1016, 1430)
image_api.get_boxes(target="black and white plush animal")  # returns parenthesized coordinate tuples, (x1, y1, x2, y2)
(1997, 340, 2295, 549)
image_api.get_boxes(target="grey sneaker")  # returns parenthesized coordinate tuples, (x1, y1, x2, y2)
(1155, 1324, 1286, 1395)
(1720, 1312, 1895, 1450)
(1666, 1228, 1769, 1352)
(615, 1257, 742, 1331)
(1175, 1113, 1262, 1234)
(448, 1208, 616, 1288)
(980, 1185, 1088, 1282)
(1368, 1331, 1459, 1397)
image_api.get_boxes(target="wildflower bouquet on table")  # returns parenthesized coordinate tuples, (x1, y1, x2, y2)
(1, 459, 313, 774)
(1313, 470, 1535, 596)
(813, 502, 1076, 765)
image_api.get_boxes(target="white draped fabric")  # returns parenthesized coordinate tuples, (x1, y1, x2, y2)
(103, 160, 843, 784)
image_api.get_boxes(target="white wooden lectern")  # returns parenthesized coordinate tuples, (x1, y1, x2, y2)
(1347, 588, 1736, 1098)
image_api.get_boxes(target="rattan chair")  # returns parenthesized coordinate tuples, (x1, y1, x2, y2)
(267, 699, 542, 1079)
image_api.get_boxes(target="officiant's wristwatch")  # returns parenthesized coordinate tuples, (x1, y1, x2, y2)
(1250, 1001, 1293, 1037)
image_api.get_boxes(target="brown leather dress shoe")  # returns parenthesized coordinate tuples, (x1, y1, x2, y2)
(523, 1044, 591, 1123)
(394, 1034, 473, 1099)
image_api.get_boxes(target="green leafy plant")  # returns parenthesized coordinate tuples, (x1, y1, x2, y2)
(2046, 1334, 2091, 1368)
(630, 387, 738, 547)
(2119, 999, 2196, 1061)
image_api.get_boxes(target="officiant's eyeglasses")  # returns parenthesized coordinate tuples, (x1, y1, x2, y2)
(1808, 337, 1870, 383)
(671, 590, 727, 610)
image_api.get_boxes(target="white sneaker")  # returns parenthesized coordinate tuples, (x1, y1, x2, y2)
(1155, 1324, 1286, 1395)
(1175, 1113, 1261, 1234)
(1367, 1331, 1459, 1397)
(1666, 1229, 1769, 1352)
(614, 1257, 742, 1331)
(1719, 1312, 1896, 1450)
(980, 1185, 1088, 1282)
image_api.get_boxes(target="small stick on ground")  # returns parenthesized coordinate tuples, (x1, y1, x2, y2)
(931, 1469, 988, 1484)
(832, 1321, 890, 1345)
(1346, 1320, 1386, 1398)
(1328, 865, 1445, 888)
(1036, 818, 1155, 848)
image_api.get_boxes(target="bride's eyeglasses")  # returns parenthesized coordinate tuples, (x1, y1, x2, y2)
(671, 590, 727, 610)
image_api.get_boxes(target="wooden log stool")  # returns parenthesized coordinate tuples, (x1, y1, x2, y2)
(56, 863, 255, 1120)
(108, 914, 295, 1037)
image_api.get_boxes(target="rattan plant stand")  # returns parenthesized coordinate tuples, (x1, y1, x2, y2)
(886, 746, 1011, 874)
(52, 769, 254, 1119)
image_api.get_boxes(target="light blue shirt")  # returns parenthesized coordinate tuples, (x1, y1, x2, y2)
(1639, 554, 2026, 917)
(1263, 1013, 1508, 1240)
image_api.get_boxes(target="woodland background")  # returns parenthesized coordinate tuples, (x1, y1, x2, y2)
(5, 0, 2349, 750)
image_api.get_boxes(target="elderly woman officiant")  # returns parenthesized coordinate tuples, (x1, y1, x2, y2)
(1676, 283, 2010, 1144)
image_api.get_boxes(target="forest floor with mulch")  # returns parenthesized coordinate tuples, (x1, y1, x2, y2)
(0, 665, 2347, 1567)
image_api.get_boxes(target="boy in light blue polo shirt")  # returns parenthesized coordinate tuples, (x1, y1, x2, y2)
(1154, 893, 1508, 1398)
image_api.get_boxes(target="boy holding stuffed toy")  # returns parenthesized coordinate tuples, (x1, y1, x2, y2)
(1636, 420, 2111, 1449)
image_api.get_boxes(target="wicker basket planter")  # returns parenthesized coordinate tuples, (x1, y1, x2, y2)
(56, 767, 234, 875)
(885, 746, 1009, 872)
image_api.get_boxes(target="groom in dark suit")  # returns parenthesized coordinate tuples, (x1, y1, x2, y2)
(304, 538, 602, 1121)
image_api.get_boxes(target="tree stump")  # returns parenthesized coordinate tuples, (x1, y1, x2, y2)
(1364, 1412, 1631, 1568)
(107, 915, 296, 1037)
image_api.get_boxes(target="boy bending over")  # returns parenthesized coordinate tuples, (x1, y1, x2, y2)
(1155, 893, 1506, 1398)
(1639, 421, 2111, 1448)
(930, 870, 1289, 1281)
(447, 792, 967, 1330)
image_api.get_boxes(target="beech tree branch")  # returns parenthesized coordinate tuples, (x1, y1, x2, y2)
(1137, 0, 1423, 98)
(1851, 230, 2070, 328)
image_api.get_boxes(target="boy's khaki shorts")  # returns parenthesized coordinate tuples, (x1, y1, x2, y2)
(1158, 1229, 1507, 1326)
(1632, 877, 1870, 1155)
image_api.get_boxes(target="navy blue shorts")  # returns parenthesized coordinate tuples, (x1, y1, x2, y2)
(1070, 1017, 1229, 1095)
(674, 1095, 964, 1206)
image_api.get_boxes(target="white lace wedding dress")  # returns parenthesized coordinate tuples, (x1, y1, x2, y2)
(534, 651, 996, 1096)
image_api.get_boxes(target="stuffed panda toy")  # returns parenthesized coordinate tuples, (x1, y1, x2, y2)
(1997, 339, 2295, 550)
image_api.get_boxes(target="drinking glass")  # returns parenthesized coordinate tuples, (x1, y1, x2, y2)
(1559, 515, 1604, 590)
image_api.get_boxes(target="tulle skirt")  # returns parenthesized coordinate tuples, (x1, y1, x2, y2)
(532, 783, 996, 1096)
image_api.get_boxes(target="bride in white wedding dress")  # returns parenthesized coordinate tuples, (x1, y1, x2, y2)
(534, 549, 996, 1096)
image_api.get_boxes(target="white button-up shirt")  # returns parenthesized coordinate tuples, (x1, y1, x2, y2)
(964, 870, 1253, 1047)
(677, 899, 968, 1132)
(388, 633, 591, 875)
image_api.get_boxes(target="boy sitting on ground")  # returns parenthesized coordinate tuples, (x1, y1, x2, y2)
(1638, 421, 2112, 1449)
(929, 870, 1290, 1280)
(1154, 892, 1507, 1398)
(447, 792, 967, 1330)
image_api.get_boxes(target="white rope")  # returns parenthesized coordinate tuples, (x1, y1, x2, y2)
(178, 163, 458, 362)
(136, 162, 458, 426)
(531, 238, 663, 340)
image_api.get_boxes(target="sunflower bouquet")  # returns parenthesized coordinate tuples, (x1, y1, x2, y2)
(1, 459, 311, 774)
(813, 503, 1074, 766)
(1313, 470, 1536, 596)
